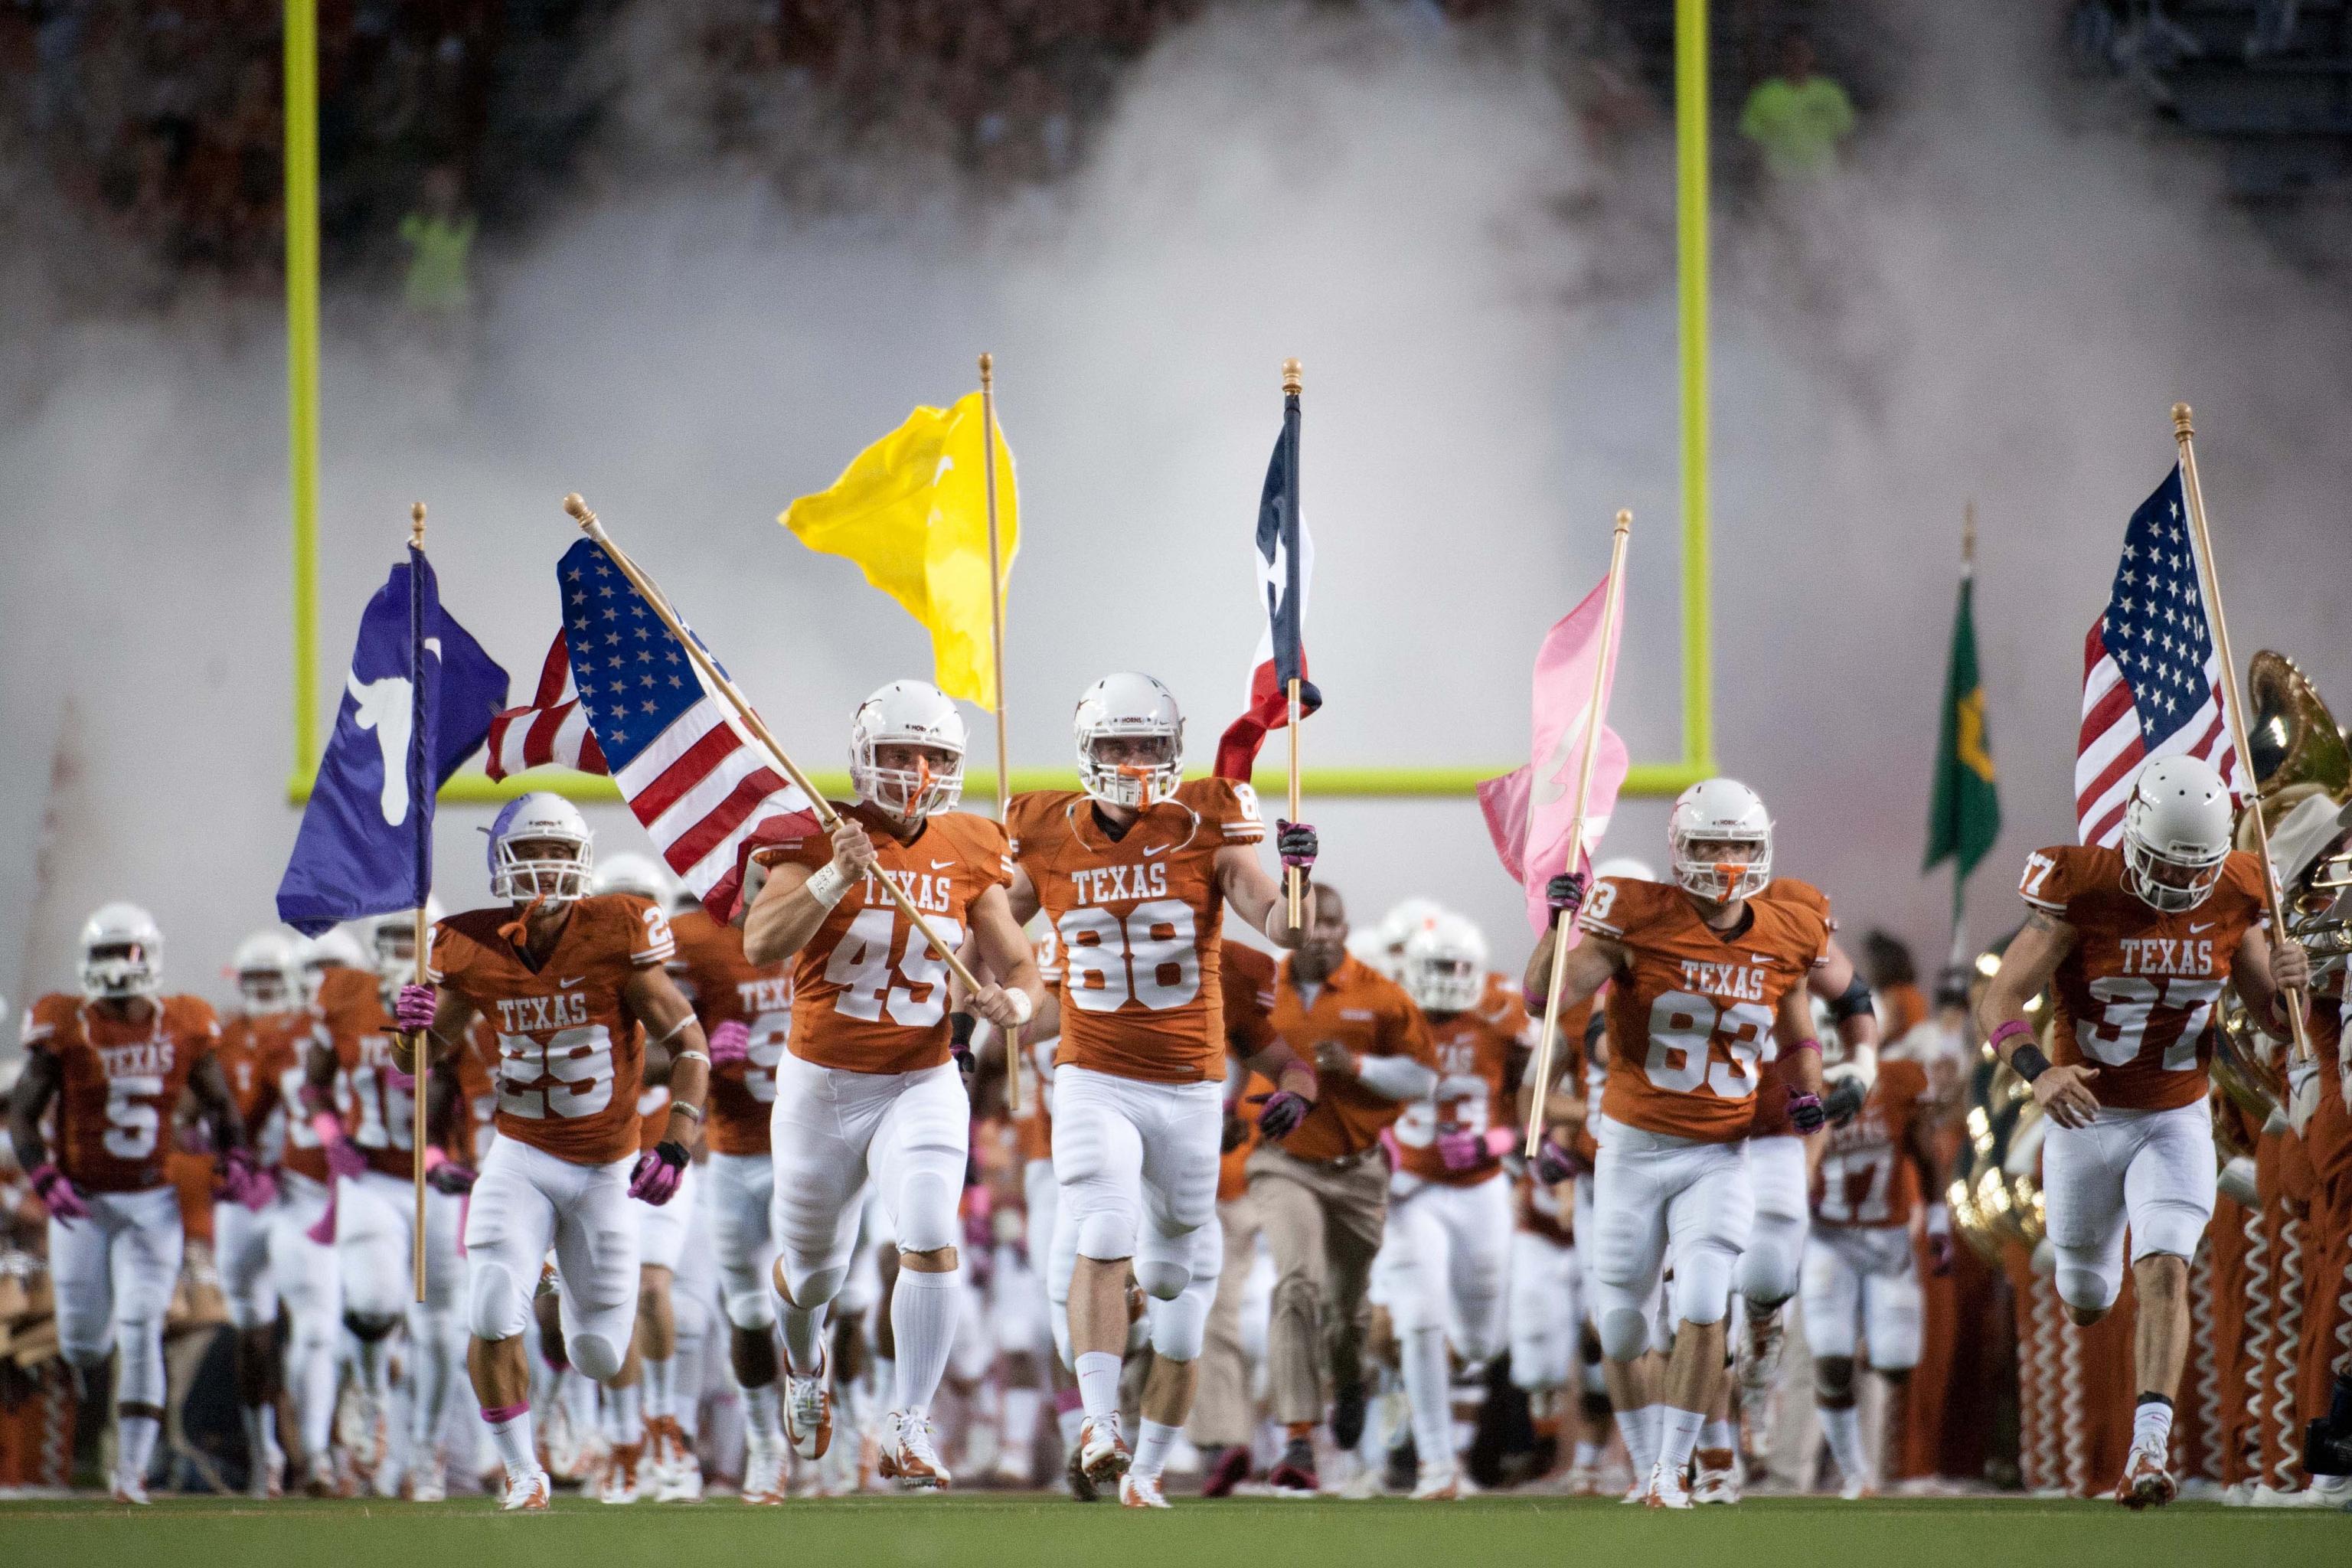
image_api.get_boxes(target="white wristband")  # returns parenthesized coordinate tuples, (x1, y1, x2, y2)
(805, 863, 851, 909)
(1008, 988, 1034, 1026)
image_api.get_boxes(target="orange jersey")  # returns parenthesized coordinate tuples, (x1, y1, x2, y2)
(430, 893, 675, 1166)
(1813, 1057, 1932, 1229)
(751, 803, 1011, 1076)
(1009, 777, 1265, 1086)
(2019, 844, 2267, 1112)
(1266, 954, 1436, 1162)
(214, 1009, 309, 1153)
(1012, 928, 1060, 1165)
(312, 967, 436, 1180)
(1214, 942, 1284, 1192)
(22, 993, 218, 1193)
(1578, 876, 1832, 1144)
(1517, 1167, 1576, 1246)
(1394, 976, 1538, 1186)
(669, 907, 793, 1156)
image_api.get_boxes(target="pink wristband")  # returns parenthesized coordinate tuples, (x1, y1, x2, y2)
(309, 1111, 344, 1145)
(422, 1146, 448, 1173)
(1482, 1125, 1517, 1160)
(1788, 1037, 1822, 1057)
(1988, 1018, 2034, 1054)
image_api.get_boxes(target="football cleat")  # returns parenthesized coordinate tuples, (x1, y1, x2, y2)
(740, 1432, 786, 1505)
(650, 1418, 704, 1502)
(1119, 1470, 1173, 1509)
(407, 1449, 447, 1503)
(1200, 1444, 1250, 1499)
(1691, 1457, 1742, 1505)
(1078, 1415, 1132, 1492)
(879, 1410, 952, 1491)
(1642, 1462, 1693, 1511)
(110, 1471, 152, 1506)
(600, 1440, 642, 1504)
(303, 1453, 341, 1498)
(1410, 1462, 1461, 1501)
(2115, 1444, 2176, 1511)
(1563, 1462, 1604, 1498)
(784, 1351, 834, 1461)
(501, 1468, 554, 1512)
(1267, 1438, 1320, 1496)
(1839, 1478, 1878, 1502)
(1066, 1436, 1101, 1501)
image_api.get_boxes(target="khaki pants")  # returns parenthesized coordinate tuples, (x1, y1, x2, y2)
(1246, 1145, 1390, 1428)
(1186, 1192, 1263, 1449)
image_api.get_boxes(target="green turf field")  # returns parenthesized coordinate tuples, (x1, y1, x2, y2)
(2, 1494, 2344, 1568)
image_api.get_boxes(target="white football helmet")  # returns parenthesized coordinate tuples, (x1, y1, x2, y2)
(232, 929, 301, 1014)
(368, 899, 446, 987)
(593, 851, 672, 903)
(1594, 856, 1661, 884)
(2122, 756, 2233, 913)
(488, 792, 595, 903)
(296, 927, 368, 1003)
(1073, 673, 1184, 810)
(1402, 912, 1489, 1014)
(80, 903, 163, 1001)
(1668, 779, 1774, 903)
(848, 680, 965, 822)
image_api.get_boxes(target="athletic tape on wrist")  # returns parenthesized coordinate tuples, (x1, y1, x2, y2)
(805, 862, 850, 908)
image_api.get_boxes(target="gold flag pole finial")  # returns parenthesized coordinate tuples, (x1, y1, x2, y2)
(1282, 358, 1303, 397)
(410, 501, 426, 547)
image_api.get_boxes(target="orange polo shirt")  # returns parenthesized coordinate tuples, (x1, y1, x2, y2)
(1263, 953, 1435, 1162)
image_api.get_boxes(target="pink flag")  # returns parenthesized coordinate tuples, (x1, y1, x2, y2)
(1478, 573, 1630, 938)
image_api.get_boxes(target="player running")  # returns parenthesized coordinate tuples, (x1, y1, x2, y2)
(394, 793, 714, 1512)
(740, 680, 1042, 1491)
(8, 903, 270, 1504)
(1524, 779, 1833, 1509)
(1979, 756, 2306, 1508)
(1004, 672, 1317, 1505)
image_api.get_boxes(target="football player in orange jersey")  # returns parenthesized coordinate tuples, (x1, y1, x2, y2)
(1980, 756, 2308, 1508)
(740, 681, 1042, 1492)
(665, 864, 795, 1501)
(1383, 910, 1539, 1499)
(277, 929, 365, 1492)
(1002, 672, 1315, 1504)
(1801, 1039, 1948, 1498)
(8, 903, 270, 1504)
(1524, 779, 1833, 1508)
(210, 929, 315, 1498)
(395, 792, 714, 1512)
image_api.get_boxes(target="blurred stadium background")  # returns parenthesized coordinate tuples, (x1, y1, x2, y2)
(4, 0, 2352, 1025)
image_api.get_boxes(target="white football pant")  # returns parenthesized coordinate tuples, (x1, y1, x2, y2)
(1382, 1174, 1512, 1361)
(1588, 1116, 1753, 1361)
(1736, 1132, 1810, 1309)
(1049, 1067, 1221, 1302)
(704, 1149, 779, 1331)
(1801, 1223, 1922, 1370)
(769, 1056, 967, 1311)
(49, 1184, 183, 1413)
(2042, 1099, 2216, 1314)
(1508, 1229, 1581, 1393)
(464, 1135, 641, 1381)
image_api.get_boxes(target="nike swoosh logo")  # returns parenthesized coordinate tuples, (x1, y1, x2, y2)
(1142, 844, 1171, 858)
(558, 977, 586, 989)
(2189, 922, 2215, 933)
(930, 859, 955, 871)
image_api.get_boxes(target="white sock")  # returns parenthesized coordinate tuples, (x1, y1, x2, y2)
(1075, 1351, 1124, 1425)
(484, 1403, 537, 1481)
(781, 1303, 828, 1374)
(891, 1269, 958, 1418)
(611, 1383, 645, 1447)
(1657, 1406, 1704, 1479)
(2132, 1397, 2174, 1455)
(358, 1337, 394, 1400)
(241, 1403, 276, 1469)
(1700, 1418, 1736, 1454)
(1057, 1401, 1087, 1449)
(117, 1412, 162, 1483)
(1401, 1327, 1454, 1473)
(1003, 1387, 1043, 1455)
(1133, 1418, 1180, 1480)
(743, 1379, 784, 1442)
(1573, 1439, 1603, 1468)
(562, 1367, 598, 1435)
(1818, 1403, 1866, 1485)
(295, 1338, 338, 1461)
(1616, 1403, 1661, 1479)
(642, 1356, 675, 1421)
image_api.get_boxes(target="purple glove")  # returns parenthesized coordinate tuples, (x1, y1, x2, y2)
(707, 1019, 751, 1069)
(29, 1162, 89, 1223)
(394, 982, 437, 1035)
(1544, 872, 1587, 924)
(314, 1112, 367, 1181)
(1436, 1129, 1488, 1173)
(629, 1141, 689, 1206)
(1250, 1089, 1313, 1140)
(1532, 1137, 1583, 1186)
(1274, 818, 1318, 871)
(220, 1148, 278, 1211)
(1786, 1086, 1826, 1135)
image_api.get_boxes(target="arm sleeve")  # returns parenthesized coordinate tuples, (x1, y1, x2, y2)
(1354, 1053, 1439, 1102)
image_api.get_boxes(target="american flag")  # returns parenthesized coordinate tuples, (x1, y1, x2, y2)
(485, 631, 608, 781)
(550, 539, 812, 920)
(2073, 464, 2244, 847)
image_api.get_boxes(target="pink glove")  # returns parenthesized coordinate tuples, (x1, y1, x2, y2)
(1436, 1129, 1487, 1173)
(423, 1146, 478, 1195)
(1533, 1136, 1583, 1186)
(1249, 1089, 1313, 1140)
(29, 1162, 88, 1223)
(707, 1019, 750, 1069)
(629, 1142, 688, 1206)
(220, 1147, 278, 1211)
(1785, 1086, 1826, 1135)
(314, 1112, 367, 1180)
(394, 982, 436, 1034)
(384, 1065, 416, 1092)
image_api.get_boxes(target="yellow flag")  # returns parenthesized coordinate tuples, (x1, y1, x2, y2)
(780, 392, 1018, 710)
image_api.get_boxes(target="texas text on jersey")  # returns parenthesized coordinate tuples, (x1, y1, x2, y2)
(1812, 1057, 1932, 1229)
(428, 893, 676, 1165)
(1577, 875, 1834, 1143)
(2019, 843, 2268, 1111)
(1394, 975, 1537, 1186)
(213, 1007, 309, 1158)
(749, 802, 1011, 1076)
(1008, 776, 1264, 1085)
(668, 905, 792, 1156)
(21, 993, 219, 1192)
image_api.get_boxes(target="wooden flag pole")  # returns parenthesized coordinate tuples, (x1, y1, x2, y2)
(407, 501, 431, 1305)
(2171, 405, 2311, 1063)
(977, 354, 1020, 1116)
(564, 495, 986, 998)
(1282, 358, 1305, 929)
(1524, 510, 1633, 1158)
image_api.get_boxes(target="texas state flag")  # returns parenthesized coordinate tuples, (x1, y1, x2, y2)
(1214, 402, 1321, 780)
(277, 555, 507, 935)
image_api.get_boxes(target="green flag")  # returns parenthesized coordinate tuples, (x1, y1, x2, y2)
(1924, 571, 2001, 893)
